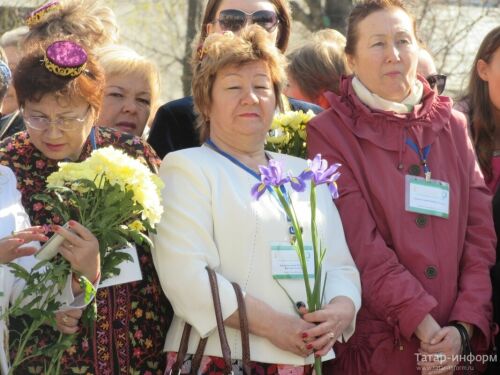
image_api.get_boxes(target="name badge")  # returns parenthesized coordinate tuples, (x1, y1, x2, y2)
(98, 245, 143, 288)
(405, 175, 450, 218)
(271, 242, 314, 279)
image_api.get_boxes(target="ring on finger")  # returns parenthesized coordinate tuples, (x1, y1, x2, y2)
(328, 331, 335, 341)
(62, 316, 69, 324)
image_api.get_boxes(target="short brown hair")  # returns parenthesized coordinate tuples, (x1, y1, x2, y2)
(192, 25, 287, 142)
(24, 0, 119, 49)
(14, 43, 104, 115)
(287, 29, 350, 99)
(199, 0, 292, 53)
(345, 0, 418, 56)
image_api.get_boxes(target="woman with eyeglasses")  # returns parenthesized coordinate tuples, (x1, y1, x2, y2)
(147, 0, 323, 160)
(0, 40, 171, 374)
(308, 1, 495, 374)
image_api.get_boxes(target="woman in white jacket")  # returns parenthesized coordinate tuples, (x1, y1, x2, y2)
(153, 27, 361, 374)
(0, 165, 100, 374)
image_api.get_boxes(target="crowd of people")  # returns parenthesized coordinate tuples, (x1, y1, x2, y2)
(0, 0, 498, 374)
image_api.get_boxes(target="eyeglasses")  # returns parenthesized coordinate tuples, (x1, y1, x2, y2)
(21, 107, 90, 132)
(426, 74, 447, 95)
(213, 9, 279, 33)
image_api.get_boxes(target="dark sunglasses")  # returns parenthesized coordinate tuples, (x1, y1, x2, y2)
(426, 74, 447, 95)
(213, 9, 279, 33)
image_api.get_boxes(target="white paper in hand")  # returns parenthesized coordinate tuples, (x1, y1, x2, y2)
(98, 245, 142, 288)
(35, 223, 70, 261)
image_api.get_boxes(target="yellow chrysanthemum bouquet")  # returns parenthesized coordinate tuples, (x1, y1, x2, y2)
(42, 146, 164, 282)
(6, 146, 163, 374)
(265, 110, 315, 158)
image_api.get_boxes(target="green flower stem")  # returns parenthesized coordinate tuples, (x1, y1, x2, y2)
(273, 187, 313, 309)
(45, 332, 67, 375)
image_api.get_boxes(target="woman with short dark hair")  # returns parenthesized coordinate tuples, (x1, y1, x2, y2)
(0, 39, 170, 374)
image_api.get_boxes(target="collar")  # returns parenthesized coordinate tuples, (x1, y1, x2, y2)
(351, 76, 424, 114)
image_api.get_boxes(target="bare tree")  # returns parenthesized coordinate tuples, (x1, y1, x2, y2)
(182, 0, 203, 96)
(290, 0, 353, 35)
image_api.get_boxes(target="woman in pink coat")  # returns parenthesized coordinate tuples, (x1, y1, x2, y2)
(307, 1, 496, 374)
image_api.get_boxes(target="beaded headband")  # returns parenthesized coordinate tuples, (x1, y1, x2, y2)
(43, 41, 88, 78)
(26, 1, 62, 29)
(0, 61, 11, 84)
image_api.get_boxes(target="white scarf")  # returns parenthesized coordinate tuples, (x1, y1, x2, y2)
(352, 76, 424, 114)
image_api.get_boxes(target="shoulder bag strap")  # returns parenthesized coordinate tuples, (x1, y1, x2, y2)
(231, 282, 251, 375)
(169, 323, 192, 375)
(206, 267, 233, 373)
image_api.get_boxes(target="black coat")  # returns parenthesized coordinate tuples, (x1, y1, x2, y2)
(147, 96, 323, 159)
(0, 110, 25, 140)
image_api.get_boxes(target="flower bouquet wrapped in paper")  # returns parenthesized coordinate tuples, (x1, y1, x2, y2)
(252, 154, 340, 375)
(265, 109, 315, 158)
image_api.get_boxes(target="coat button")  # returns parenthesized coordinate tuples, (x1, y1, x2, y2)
(408, 164, 420, 176)
(425, 266, 438, 279)
(415, 215, 428, 228)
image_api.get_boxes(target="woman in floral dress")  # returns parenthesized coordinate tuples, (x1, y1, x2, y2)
(0, 40, 171, 374)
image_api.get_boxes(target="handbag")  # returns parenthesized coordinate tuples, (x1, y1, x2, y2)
(169, 266, 251, 375)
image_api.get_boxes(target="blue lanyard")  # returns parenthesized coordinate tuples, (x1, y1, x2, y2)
(90, 127, 97, 150)
(205, 139, 295, 229)
(405, 138, 431, 180)
(205, 138, 260, 181)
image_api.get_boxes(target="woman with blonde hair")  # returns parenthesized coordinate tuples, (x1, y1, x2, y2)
(23, 0, 119, 49)
(153, 25, 361, 375)
(285, 29, 350, 108)
(96, 44, 160, 137)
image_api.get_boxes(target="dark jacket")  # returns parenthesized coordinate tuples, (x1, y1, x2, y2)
(147, 95, 323, 159)
(0, 110, 24, 140)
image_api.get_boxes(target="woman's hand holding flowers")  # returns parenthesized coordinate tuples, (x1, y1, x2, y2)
(301, 296, 356, 356)
(0, 227, 47, 264)
(55, 308, 83, 335)
(265, 310, 316, 358)
(54, 221, 100, 284)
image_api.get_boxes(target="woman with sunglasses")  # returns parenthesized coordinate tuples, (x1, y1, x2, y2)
(0, 40, 171, 374)
(417, 48, 447, 95)
(308, 1, 495, 374)
(147, 0, 323, 160)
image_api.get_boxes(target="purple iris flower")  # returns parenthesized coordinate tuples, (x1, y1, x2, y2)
(298, 154, 341, 199)
(251, 159, 289, 200)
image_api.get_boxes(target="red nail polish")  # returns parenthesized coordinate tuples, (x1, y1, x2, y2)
(302, 332, 308, 339)
(16, 239, 25, 243)
(306, 343, 313, 350)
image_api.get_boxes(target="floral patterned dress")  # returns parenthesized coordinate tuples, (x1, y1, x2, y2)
(0, 127, 172, 375)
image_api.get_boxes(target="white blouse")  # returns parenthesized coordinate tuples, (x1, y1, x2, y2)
(0, 165, 84, 375)
(152, 146, 361, 365)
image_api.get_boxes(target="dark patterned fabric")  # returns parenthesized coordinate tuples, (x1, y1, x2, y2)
(0, 127, 172, 375)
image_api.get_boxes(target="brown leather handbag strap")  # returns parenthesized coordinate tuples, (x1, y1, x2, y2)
(231, 282, 251, 375)
(169, 323, 192, 375)
(206, 266, 233, 373)
(171, 268, 251, 375)
(190, 337, 208, 375)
